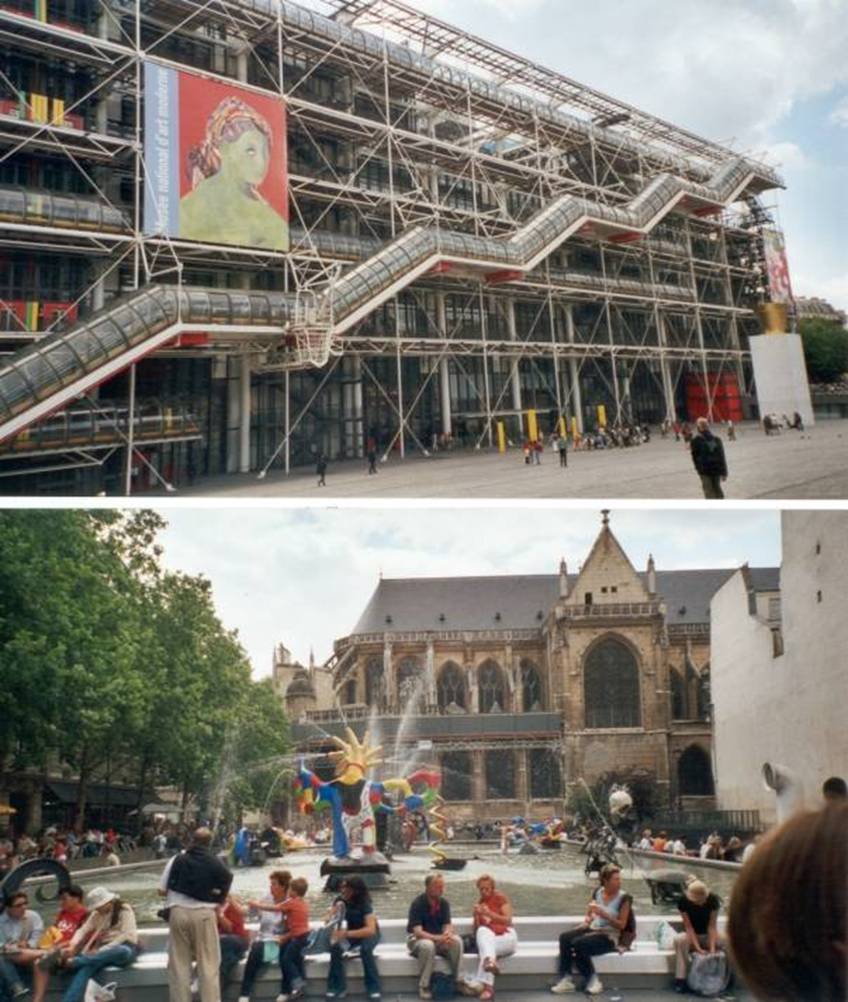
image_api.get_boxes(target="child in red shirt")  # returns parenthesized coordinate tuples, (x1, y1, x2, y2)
(32, 886, 89, 1002)
(278, 878, 310, 1000)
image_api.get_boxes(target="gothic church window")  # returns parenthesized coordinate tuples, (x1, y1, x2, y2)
(437, 661, 466, 713)
(520, 660, 543, 711)
(478, 660, 505, 713)
(584, 637, 641, 728)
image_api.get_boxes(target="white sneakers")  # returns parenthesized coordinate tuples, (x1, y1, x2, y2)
(550, 976, 576, 993)
(550, 974, 603, 995)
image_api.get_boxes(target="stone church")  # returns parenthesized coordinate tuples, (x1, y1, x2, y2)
(284, 514, 778, 821)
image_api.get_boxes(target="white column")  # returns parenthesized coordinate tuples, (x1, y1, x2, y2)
(506, 298, 522, 414)
(565, 305, 584, 433)
(658, 312, 678, 422)
(436, 291, 452, 438)
(239, 354, 251, 474)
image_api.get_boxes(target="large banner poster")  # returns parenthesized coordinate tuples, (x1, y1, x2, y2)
(763, 229, 793, 305)
(143, 61, 289, 251)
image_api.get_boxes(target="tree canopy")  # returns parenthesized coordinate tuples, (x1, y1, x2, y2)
(799, 317, 848, 384)
(0, 510, 289, 828)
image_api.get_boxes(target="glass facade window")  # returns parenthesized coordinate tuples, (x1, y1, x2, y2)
(485, 749, 515, 799)
(678, 744, 715, 796)
(441, 751, 472, 801)
(529, 749, 562, 799)
(584, 638, 641, 728)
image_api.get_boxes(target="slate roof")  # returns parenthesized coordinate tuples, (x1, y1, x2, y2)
(350, 567, 779, 635)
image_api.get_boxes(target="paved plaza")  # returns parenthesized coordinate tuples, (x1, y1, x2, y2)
(383, 992, 750, 1001)
(170, 420, 848, 499)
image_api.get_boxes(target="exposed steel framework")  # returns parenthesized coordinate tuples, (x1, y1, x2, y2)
(0, 0, 785, 491)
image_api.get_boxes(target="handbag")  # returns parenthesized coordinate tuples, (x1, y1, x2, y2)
(262, 940, 280, 964)
(83, 981, 117, 1002)
(460, 933, 477, 954)
(687, 950, 732, 997)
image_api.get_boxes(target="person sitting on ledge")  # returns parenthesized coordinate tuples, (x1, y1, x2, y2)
(239, 870, 290, 1002)
(326, 876, 381, 1001)
(728, 802, 846, 1002)
(277, 877, 310, 1002)
(672, 879, 724, 993)
(406, 874, 462, 1001)
(0, 890, 44, 1000)
(458, 874, 517, 1001)
(551, 864, 631, 996)
(59, 887, 139, 1002)
(31, 884, 89, 1002)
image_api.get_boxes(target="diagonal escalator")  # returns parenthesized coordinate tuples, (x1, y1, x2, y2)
(0, 156, 772, 445)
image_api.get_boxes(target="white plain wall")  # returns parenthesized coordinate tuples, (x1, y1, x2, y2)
(711, 512, 848, 825)
(750, 333, 815, 427)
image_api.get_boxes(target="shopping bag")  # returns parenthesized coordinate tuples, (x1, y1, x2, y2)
(687, 950, 732, 997)
(262, 940, 280, 964)
(83, 980, 117, 1002)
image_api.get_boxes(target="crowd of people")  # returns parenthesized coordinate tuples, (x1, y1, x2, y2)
(2, 790, 845, 1002)
(632, 829, 756, 864)
(0, 830, 134, 877)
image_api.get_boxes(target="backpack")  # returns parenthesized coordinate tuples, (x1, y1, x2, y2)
(618, 894, 636, 950)
(430, 972, 456, 1000)
(687, 950, 732, 997)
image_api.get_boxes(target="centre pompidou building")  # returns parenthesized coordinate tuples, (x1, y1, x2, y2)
(0, 0, 786, 493)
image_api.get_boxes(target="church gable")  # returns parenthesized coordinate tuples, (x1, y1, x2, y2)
(566, 516, 651, 606)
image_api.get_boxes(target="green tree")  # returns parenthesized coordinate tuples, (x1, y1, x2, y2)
(799, 317, 848, 383)
(0, 509, 290, 833)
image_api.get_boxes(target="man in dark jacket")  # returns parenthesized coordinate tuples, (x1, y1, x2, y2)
(690, 417, 728, 499)
(159, 827, 233, 1002)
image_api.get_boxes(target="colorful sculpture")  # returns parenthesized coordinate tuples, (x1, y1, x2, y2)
(293, 727, 442, 860)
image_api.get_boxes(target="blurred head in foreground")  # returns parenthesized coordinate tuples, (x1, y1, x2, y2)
(728, 803, 846, 1002)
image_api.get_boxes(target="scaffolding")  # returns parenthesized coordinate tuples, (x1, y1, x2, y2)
(0, 0, 785, 491)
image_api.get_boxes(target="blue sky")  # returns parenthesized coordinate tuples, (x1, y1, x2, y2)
(158, 508, 781, 674)
(385, 0, 848, 311)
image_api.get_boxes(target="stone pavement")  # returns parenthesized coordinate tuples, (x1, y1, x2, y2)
(379, 993, 750, 1001)
(168, 419, 848, 499)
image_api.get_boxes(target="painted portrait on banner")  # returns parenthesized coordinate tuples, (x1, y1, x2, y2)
(762, 229, 793, 305)
(143, 62, 289, 251)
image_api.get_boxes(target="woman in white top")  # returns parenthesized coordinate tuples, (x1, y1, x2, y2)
(551, 864, 631, 997)
(60, 887, 139, 1002)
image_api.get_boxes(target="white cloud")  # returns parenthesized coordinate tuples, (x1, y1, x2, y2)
(762, 141, 811, 172)
(411, 0, 848, 157)
(829, 96, 848, 127)
(794, 271, 848, 312)
(157, 509, 780, 677)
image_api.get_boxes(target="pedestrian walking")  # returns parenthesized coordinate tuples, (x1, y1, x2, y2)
(533, 440, 542, 465)
(317, 454, 327, 487)
(557, 434, 567, 468)
(690, 417, 728, 499)
(159, 826, 233, 1002)
(367, 447, 378, 475)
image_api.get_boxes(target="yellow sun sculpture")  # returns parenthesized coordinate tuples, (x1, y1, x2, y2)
(327, 726, 384, 785)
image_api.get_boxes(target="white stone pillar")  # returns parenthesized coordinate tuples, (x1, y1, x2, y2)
(239, 354, 251, 474)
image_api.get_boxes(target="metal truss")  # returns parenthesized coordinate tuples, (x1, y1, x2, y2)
(0, 0, 783, 488)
